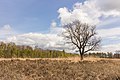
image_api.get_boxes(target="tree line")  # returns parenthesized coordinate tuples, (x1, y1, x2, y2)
(84, 52, 113, 58)
(0, 42, 79, 58)
(85, 52, 120, 58)
(0, 41, 119, 58)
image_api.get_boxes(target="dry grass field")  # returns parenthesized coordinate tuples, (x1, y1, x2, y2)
(0, 57, 120, 80)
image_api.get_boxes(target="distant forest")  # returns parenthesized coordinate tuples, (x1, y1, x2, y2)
(0, 42, 79, 58)
(0, 42, 119, 58)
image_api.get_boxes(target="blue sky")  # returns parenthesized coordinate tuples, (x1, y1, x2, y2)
(0, 0, 120, 52)
(0, 0, 81, 33)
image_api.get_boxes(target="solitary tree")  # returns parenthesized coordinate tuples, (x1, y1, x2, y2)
(63, 20, 101, 60)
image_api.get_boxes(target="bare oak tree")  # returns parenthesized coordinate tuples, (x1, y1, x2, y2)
(63, 20, 101, 60)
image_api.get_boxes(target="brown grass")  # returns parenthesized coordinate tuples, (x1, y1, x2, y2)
(0, 57, 120, 80)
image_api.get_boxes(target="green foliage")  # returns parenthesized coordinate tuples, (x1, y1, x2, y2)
(0, 42, 79, 58)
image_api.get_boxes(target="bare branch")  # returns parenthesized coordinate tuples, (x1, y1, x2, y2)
(62, 20, 101, 60)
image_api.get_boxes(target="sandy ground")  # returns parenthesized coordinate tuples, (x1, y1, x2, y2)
(0, 57, 119, 62)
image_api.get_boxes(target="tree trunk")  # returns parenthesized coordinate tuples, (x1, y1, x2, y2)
(79, 49, 84, 61)
(80, 54, 83, 61)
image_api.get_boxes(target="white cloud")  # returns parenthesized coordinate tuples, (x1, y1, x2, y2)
(50, 21, 65, 34)
(97, 27, 120, 38)
(0, 25, 12, 35)
(0, 24, 15, 39)
(97, 0, 120, 11)
(103, 43, 120, 52)
(6, 32, 72, 51)
(58, 6, 100, 25)
(98, 18, 120, 27)
(50, 21, 57, 28)
(58, 0, 120, 25)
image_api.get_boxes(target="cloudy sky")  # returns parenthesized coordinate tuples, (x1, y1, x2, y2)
(0, 0, 120, 52)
